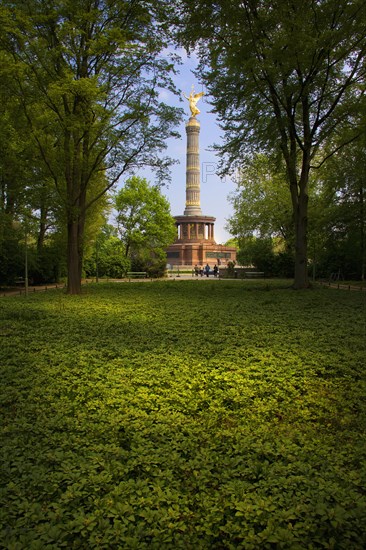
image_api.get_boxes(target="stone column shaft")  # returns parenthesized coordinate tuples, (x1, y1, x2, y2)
(184, 117, 202, 216)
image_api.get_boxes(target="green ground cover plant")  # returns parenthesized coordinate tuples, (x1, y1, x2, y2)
(1, 281, 366, 549)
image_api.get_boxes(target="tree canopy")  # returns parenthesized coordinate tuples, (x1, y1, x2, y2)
(0, 0, 182, 293)
(114, 176, 176, 275)
(227, 154, 293, 243)
(1, 1, 365, 287)
(174, 0, 366, 288)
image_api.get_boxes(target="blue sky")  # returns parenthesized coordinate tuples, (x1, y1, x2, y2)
(142, 51, 238, 244)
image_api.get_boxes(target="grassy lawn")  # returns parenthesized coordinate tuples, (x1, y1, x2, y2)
(1, 280, 366, 549)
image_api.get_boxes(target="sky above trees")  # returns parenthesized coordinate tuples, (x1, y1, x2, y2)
(134, 49, 237, 245)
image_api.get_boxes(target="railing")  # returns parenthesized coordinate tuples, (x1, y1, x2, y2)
(317, 281, 365, 291)
(1, 283, 66, 297)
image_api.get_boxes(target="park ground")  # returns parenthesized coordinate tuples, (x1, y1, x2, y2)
(1, 280, 366, 548)
(1, 274, 366, 298)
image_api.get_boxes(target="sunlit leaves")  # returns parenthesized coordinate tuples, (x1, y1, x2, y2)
(114, 176, 176, 267)
(1, 281, 366, 547)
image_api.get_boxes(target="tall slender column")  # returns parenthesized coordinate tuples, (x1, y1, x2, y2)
(184, 117, 202, 216)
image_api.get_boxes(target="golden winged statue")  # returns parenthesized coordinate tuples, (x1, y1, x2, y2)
(183, 86, 204, 117)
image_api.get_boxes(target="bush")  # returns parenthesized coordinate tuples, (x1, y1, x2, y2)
(237, 238, 294, 278)
(131, 253, 167, 278)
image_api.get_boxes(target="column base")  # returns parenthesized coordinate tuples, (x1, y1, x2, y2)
(184, 206, 202, 216)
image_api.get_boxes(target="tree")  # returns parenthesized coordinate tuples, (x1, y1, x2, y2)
(314, 139, 366, 280)
(0, 49, 38, 284)
(1, 0, 182, 293)
(84, 224, 130, 279)
(237, 236, 294, 278)
(114, 176, 176, 275)
(227, 153, 293, 245)
(175, 0, 366, 288)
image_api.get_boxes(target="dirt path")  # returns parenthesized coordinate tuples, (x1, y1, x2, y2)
(2, 278, 365, 297)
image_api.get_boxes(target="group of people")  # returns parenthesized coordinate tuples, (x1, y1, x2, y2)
(194, 264, 219, 278)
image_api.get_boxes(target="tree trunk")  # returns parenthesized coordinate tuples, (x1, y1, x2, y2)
(37, 209, 48, 253)
(360, 181, 365, 281)
(67, 219, 83, 294)
(293, 207, 309, 289)
(288, 157, 310, 289)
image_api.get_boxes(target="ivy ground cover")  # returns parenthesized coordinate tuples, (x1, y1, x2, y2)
(1, 281, 366, 549)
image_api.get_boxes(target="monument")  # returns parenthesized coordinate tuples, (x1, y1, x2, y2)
(166, 87, 237, 268)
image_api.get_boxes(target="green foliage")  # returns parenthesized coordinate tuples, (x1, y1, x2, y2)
(130, 250, 167, 279)
(1, 0, 183, 292)
(238, 237, 274, 272)
(175, 0, 366, 288)
(238, 237, 295, 278)
(228, 153, 293, 244)
(0, 217, 23, 284)
(224, 237, 238, 249)
(1, 282, 365, 547)
(311, 140, 366, 280)
(115, 176, 176, 276)
(84, 225, 130, 279)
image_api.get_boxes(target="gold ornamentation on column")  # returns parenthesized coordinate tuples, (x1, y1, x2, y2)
(183, 86, 204, 118)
